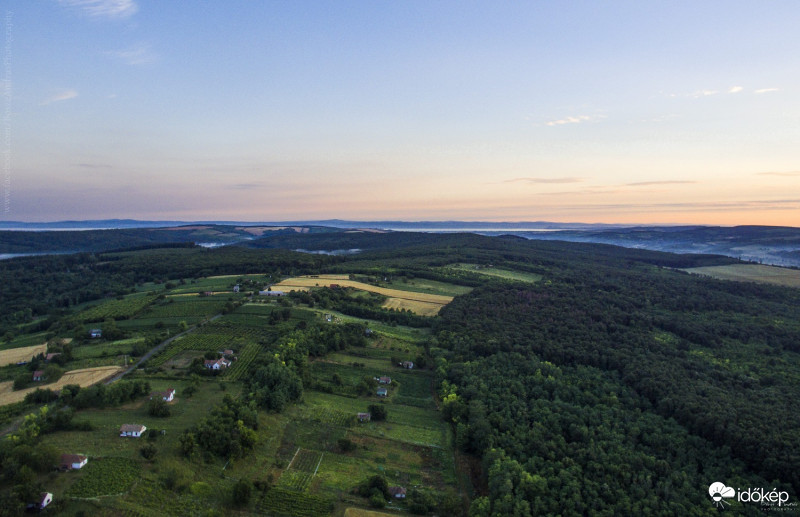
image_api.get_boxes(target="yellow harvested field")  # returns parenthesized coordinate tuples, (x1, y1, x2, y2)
(271, 276, 454, 316)
(0, 366, 124, 406)
(381, 298, 447, 316)
(344, 509, 397, 517)
(0, 344, 48, 367)
(683, 264, 800, 288)
(272, 277, 453, 304)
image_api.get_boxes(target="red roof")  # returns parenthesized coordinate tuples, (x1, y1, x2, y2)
(33, 370, 45, 379)
(60, 454, 87, 465)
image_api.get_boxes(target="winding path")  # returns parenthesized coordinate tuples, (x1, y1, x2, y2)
(104, 313, 223, 384)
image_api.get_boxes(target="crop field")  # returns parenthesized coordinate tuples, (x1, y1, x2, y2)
(344, 508, 398, 517)
(224, 342, 261, 381)
(0, 343, 47, 366)
(683, 263, 800, 287)
(380, 297, 446, 316)
(289, 448, 324, 473)
(65, 457, 141, 498)
(75, 294, 158, 322)
(0, 365, 124, 406)
(271, 276, 454, 315)
(140, 299, 228, 319)
(447, 263, 543, 283)
(257, 487, 334, 517)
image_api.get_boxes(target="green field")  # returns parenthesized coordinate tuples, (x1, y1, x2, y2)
(447, 263, 543, 283)
(683, 263, 800, 287)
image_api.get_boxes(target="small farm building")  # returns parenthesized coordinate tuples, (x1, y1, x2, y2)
(60, 454, 88, 470)
(358, 412, 371, 422)
(150, 388, 176, 402)
(120, 424, 147, 437)
(204, 358, 231, 370)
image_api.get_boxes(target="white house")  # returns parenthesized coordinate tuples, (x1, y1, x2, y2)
(150, 388, 176, 402)
(258, 290, 285, 296)
(233, 284, 240, 293)
(204, 358, 231, 370)
(119, 424, 147, 437)
(60, 454, 88, 470)
(389, 486, 407, 499)
(37, 492, 53, 509)
(90, 329, 102, 338)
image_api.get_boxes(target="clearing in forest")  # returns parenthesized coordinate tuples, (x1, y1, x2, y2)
(447, 263, 542, 283)
(271, 276, 454, 316)
(683, 264, 800, 288)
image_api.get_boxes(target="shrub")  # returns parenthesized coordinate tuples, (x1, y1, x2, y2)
(140, 443, 157, 460)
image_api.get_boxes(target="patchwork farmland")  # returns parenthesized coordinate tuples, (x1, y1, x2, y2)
(270, 275, 455, 316)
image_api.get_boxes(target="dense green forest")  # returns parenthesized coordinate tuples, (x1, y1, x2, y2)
(0, 232, 797, 515)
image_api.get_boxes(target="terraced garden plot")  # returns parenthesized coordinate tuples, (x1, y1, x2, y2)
(277, 470, 314, 491)
(289, 448, 324, 473)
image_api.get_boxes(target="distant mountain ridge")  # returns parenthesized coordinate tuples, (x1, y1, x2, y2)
(1, 220, 798, 266)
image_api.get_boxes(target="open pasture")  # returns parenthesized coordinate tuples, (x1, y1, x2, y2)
(0, 365, 124, 406)
(384, 276, 473, 297)
(683, 263, 800, 287)
(0, 343, 47, 366)
(447, 263, 543, 283)
(326, 352, 392, 370)
(72, 337, 144, 360)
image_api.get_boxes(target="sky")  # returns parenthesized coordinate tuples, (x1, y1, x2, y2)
(3, 1, 799, 225)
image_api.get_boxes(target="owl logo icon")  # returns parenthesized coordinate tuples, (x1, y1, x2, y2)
(709, 482, 736, 509)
